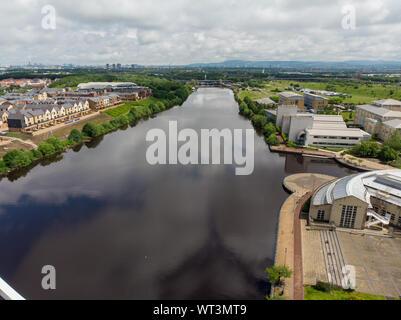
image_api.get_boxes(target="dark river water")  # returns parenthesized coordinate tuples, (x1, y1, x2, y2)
(0, 88, 356, 299)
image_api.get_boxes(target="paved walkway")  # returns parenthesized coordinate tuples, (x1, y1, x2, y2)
(275, 173, 335, 300)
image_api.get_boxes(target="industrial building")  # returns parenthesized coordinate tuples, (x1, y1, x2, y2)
(276, 105, 370, 147)
(355, 99, 401, 140)
(278, 92, 304, 109)
(303, 92, 329, 110)
(310, 170, 401, 230)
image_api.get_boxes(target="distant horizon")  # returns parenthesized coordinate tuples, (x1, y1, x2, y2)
(2, 59, 401, 68)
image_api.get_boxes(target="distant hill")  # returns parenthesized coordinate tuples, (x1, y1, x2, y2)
(186, 60, 401, 69)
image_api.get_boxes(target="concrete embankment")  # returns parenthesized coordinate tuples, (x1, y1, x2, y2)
(274, 173, 336, 300)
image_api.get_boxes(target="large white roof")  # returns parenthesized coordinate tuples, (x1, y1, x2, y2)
(313, 169, 401, 208)
(78, 82, 137, 90)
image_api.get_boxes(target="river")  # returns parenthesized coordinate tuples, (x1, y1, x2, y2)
(0, 88, 356, 299)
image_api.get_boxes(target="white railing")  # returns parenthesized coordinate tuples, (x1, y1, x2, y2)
(0, 277, 25, 300)
(366, 210, 390, 228)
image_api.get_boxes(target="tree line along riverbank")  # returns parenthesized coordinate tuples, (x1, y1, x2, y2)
(0, 81, 192, 178)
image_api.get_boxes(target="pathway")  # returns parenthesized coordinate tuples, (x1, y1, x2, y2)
(275, 173, 336, 300)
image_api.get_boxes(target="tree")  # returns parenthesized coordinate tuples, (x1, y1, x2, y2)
(0, 159, 7, 173)
(265, 265, 293, 286)
(251, 115, 268, 130)
(38, 142, 56, 157)
(379, 146, 398, 162)
(3, 149, 32, 169)
(386, 131, 401, 152)
(351, 141, 380, 158)
(82, 122, 103, 138)
(68, 129, 83, 143)
(46, 137, 65, 153)
(263, 122, 276, 137)
(266, 134, 280, 146)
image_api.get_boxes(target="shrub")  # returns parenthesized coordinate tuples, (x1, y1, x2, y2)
(251, 115, 268, 130)
(351, 141, 380, 158)
(0, 159, 8, 173)
(38, 142, 56, 157)
(82, 122, 103, 138)
(46, 137, 65, 153)
(68, 129, 83, 143)
(263, 122, 276, 137)
(266, 134, 280, 146)
(379, 146, 399, 162)
(314, 281, 331, 293)
(29, 149, 43, 160)
(265, 265, 293, 285)
(3, 149, 32, 169)
(286, 141, 297, 148)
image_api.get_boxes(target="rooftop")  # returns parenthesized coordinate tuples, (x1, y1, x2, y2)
(383, 119, 401, 129)
(357, 104, 401, 118)
(279, 91, 303, 99)
(313, 169, 401, 208)
(374, 99, 401, 107)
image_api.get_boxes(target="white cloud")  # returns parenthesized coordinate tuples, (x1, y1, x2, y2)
(0, 0, 400, 65)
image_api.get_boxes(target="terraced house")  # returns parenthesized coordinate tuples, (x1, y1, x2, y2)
(7, 101, 90, 133)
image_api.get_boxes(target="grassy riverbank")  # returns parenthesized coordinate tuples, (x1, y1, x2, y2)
(0, 81, 192, 178)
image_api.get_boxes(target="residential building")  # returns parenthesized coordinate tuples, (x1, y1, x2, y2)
(7, 102, 90, 133)
(278, 92, 304, 109)
(303, 92, 329, 110)
(276, 105, 370, 147)
(88, 94, 121, 110)
(310, 169, 401, 230)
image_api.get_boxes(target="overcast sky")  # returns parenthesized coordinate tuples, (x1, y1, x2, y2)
(1, 0, 400, 66)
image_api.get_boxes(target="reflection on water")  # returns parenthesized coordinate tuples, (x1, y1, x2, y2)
(0, 88, 355, 299)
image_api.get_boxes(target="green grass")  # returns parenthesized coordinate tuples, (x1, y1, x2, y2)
(102, 104, 132, 118)
(126, 97, 167, 108)
(272, 80, 401, 104)
(305, 286, 387, 300)
(6, 132, 31, 140)
(239, 89, 270, 100)
(102, 97, 170, 118)
(341, 111, 355, 122)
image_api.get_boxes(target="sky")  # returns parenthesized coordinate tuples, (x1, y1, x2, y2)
(0, 0, 401, 66)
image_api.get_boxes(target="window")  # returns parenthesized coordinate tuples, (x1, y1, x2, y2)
(340, 205, 357, 229)
(373, 206, 379, 213)
(398, 217, 401, 227)
(317, 210, 325, 221)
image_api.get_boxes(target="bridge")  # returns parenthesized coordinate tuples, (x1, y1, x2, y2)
(196, 80, 232, 88)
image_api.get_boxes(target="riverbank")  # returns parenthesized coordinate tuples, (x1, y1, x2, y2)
(274, 173, 336, 300)
(0, 93, 191, 178)
(269, 144, 394, 172)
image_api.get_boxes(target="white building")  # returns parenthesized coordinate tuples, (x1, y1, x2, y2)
(276, 105, 371, 147)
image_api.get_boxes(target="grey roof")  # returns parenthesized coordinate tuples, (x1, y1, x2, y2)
(383, 119, 401, 129)
(279, 91, 303, 98)
(255, 97, 276, 105)
(374, 99, 401, 106)
(313, 170, 401, 208)
(356, 104, 401, 117)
